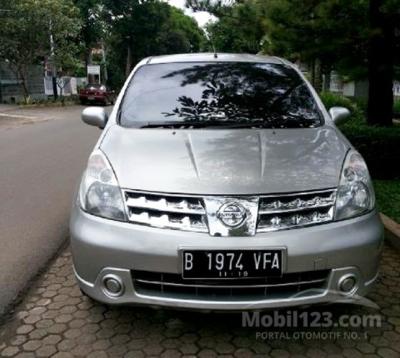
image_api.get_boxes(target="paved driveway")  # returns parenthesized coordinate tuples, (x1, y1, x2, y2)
(0, 244, 399, 358)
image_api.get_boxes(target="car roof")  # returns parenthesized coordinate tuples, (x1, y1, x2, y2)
(145, 53, 287, 65)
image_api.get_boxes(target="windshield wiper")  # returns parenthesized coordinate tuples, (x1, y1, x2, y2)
(137, 114, 315, 129)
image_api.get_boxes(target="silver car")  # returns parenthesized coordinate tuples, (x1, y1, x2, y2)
(70, 53, 383, 310)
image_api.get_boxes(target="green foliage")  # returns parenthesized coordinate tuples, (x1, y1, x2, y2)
(158, 7, 206, 54)
(74, 0, 104, 64)
(394, 99, 400, 116)
(340, 124, 400, 180)
(374, 180, 400, 222)
(205, 0, 266, 53)
(262, 0, 370, 79)
(102, 0, 206, 89)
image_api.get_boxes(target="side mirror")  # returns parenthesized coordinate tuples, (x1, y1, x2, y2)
(82, 107, 108, 129)
(329, 106, 351, 125)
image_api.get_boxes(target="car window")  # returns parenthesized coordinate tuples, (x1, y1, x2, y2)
(119, 62, 323, 128)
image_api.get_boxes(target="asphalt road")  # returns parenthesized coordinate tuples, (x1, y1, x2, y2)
(0, 105, 102, 316)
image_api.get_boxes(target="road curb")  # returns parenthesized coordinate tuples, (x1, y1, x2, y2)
(381, 213, 400, 250)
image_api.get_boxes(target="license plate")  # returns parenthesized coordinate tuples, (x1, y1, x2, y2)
(182, 250, 282, 279)
(88, 96, 95, 100)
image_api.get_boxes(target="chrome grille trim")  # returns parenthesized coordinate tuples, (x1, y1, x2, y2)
(257, 189, 336, 233)
(259, 192, 335, 214)
(123, 189, 337, 234)
(125, 196, 205, 215)
(123, 190, 208, 232)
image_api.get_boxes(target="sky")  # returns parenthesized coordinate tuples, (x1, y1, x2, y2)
(165, 0, 215, 28)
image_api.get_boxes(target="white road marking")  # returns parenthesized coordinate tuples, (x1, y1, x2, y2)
(0, 112, 38, 120)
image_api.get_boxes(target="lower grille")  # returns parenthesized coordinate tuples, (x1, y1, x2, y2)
(132, 270, 330, 301)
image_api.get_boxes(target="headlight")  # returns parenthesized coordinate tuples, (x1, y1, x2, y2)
(335, 150, 375, 220)
(79, 150, 127, 221)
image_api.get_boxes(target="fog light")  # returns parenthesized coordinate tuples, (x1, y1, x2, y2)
(102, 275, 124, 297)
(339, 275, 357, 293)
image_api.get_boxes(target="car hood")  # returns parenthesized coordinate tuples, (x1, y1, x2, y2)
(100, 125, 349, 195)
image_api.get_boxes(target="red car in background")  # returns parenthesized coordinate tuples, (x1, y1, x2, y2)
(79, 84, 116, 105)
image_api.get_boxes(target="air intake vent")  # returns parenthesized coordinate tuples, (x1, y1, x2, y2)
(132, 270, 330, 301)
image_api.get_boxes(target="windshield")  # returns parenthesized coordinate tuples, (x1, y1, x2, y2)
(85, 84, 105, 90)
(119, 62, 323, 129)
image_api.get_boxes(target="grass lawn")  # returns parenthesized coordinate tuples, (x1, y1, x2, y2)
(374, 180, 400, 223)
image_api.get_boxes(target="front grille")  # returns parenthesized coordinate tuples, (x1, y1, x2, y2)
(123, 189, 336, 234)
(124, 191, 208, 232)
(257, 189, 336, 232)
(133, 270, 330, 301)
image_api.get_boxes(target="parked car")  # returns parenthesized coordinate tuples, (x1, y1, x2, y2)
(71, 53, 383, 310)
(79, 84, 115, 105)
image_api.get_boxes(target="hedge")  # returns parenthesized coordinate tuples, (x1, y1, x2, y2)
(374, 180, 400, 222)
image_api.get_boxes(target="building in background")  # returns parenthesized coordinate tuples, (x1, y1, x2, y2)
(0, 62, 45, 103)
(0, 61, 86, 103)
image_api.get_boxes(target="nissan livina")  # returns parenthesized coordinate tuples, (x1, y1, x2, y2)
(70, 53, 383, 310)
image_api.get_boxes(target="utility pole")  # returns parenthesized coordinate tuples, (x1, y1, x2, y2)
(49, 19, 58, 100)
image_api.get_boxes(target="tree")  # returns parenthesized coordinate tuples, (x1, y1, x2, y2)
(205, 0, 266, 53)
(102, 0, 206, 88)
(264, 0, 399, 126)
(189, 0, 400, 126)
(187, 0, 266, 53)
(0, 0, 81, 102)
(74, 0, 104, 68)
(366, 0, 399, 126)
(259, 0, 371, 92)
(159, 7, 205, 54)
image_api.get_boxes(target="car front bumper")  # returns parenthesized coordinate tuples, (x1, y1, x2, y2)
(70, 203, 383, 310)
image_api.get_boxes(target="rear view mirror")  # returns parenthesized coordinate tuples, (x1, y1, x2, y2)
(82, 107, 108, 129)
(329, 107, 351, 125)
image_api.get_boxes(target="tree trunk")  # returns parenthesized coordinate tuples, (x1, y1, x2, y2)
(17, 66, 30, 103)
(125, 44, 132, 78)
(52, 76, 58, 100)
(314, 59, 323, 92)
(367, 0, 394, 126)
(310, 59, 316, 87)
(323, 67, 331, 92)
